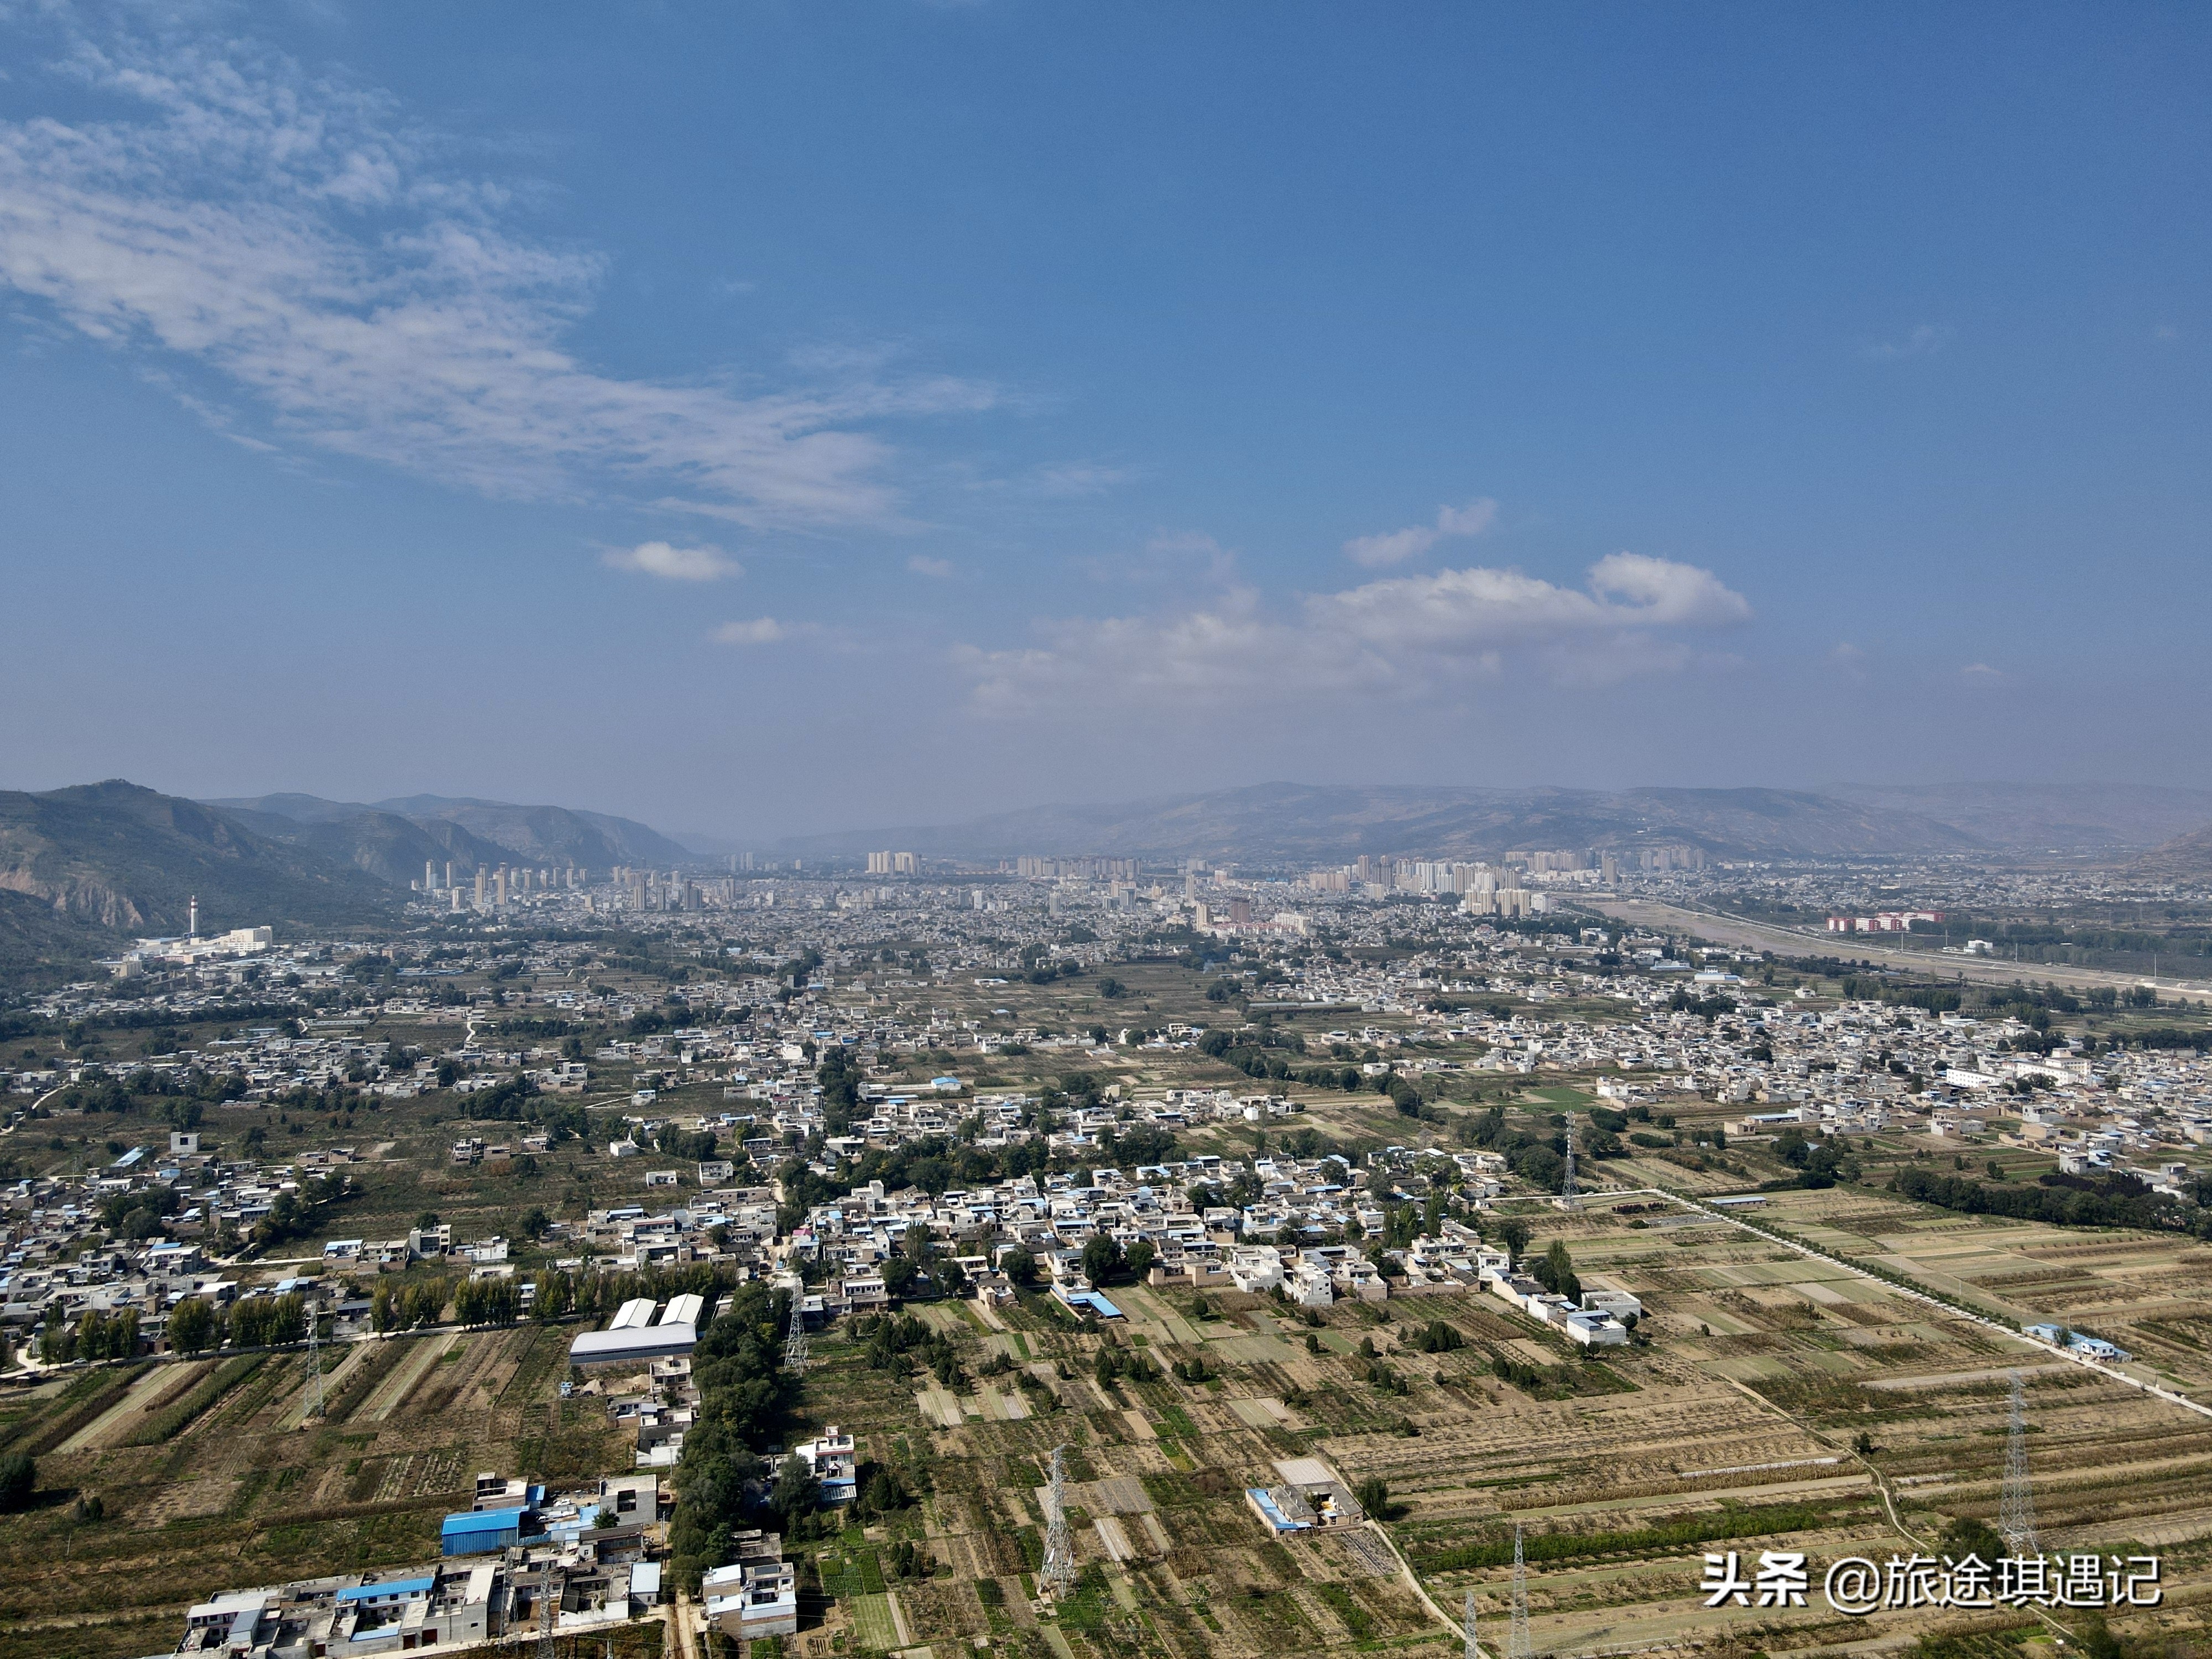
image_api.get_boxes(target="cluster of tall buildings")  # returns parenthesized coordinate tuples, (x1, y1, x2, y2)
(865, 851, 921, 875)
(1298, 846, 1706, 895)
(416, 860, 586, 911)
(1009, 855, 1142, 880)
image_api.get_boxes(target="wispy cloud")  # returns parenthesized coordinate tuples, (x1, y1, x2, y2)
(1344, 497, 1498, 567)
(1960, 661, 2002, 681)
(1861, 324, 1954, 361)
(1030, 462, 1128, 498)
(603, 540, 740, 581)
(0, 14, 993, 528)
(712, 617, 792, 646)
(906, 555, 954, 578)
(958, 551, 1750, 716)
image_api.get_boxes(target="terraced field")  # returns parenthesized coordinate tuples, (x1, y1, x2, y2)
(760, 1195, 2212, 1659)
(0, 1324, 622, 1659)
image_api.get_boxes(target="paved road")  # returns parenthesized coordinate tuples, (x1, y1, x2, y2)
(1588, 896, 2212, 1008)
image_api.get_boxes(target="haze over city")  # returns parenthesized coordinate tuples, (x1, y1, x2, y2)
(1, 5, 2206, 842)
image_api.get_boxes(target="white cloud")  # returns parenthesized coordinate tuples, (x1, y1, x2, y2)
(959, 551, 1750, 715)
(1960, 661, 2002, 680)
(1862, 324, 1954, 361)
(906, 555, 953, 578)
(1343, 497, 1498, 567)
(603, 540, 740, 581)
(0, 17, 993, 527)
(712, 618, 789, 646)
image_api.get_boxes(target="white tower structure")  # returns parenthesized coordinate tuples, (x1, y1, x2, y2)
(1464, 1588, 1482, 1659)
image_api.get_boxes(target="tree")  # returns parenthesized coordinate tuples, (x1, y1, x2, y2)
(1940, 1515, 2004, 1564)
(1082, 1234, 1125, 1287)
(1001, 1247, 1037, 1287)
(1124, 1240, 1156, 1282)
(0, 1452, 34, 1511)
(1353, 1475, 1391, 1519)
(168, 1297, 217, 1355)
(768, 1455, 821, 1526)
(1532, 1240, 1581, 1303)
(859, 1467, 910, 1517)
(1499, 1218, 1531, 1260)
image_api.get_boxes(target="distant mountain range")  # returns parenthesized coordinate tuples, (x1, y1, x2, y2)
(775, 780, 2212, 864)
(1821, 781, 2212, 855)
(204, 792, 700, 873)
(2132, 819, 2212, 880)
(0, 781, 400, 973)
(0, 781, 706, 978)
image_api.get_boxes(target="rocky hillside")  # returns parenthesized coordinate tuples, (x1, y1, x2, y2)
(0, 781, 398, 974)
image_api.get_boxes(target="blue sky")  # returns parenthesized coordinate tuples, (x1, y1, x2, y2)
(1, 3, 2206, 840)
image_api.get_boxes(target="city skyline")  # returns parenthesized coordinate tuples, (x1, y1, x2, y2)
(2, 6, 2207, 841)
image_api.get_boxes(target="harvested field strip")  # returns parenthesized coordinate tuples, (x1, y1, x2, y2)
(362, 1334, 453, 1422)
(59, 1361, 198, 1453)
(1412, 1498, 1857, 1573)
(18, 1367, 141, 1455)
(495, 1326, 562, 1402)
(216, 1353, 299, 1429)
(281, 1339, 377, 1429)
(323, 1338, 409, 1425)
(127, 1355, 265, 1446)
(411, 1329, 496, 1417)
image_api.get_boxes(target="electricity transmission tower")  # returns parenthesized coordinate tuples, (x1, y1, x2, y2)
(1464, 1589, 1481, 1659)
(1999, 1370, 2039, 1557)
(303, 1295, 325, 1421)
(1561, 1124, 1578, 1204)
(1509, 1523, 1533, 1659)
(782, 1290, 808, 1373)
(535, 1562, 557, 1659)
(1042, 1444, 1077, 1600)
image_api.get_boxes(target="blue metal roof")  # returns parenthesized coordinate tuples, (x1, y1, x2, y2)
(337, 1577, 436, 1603)
(442, 1507, 525, 1536)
